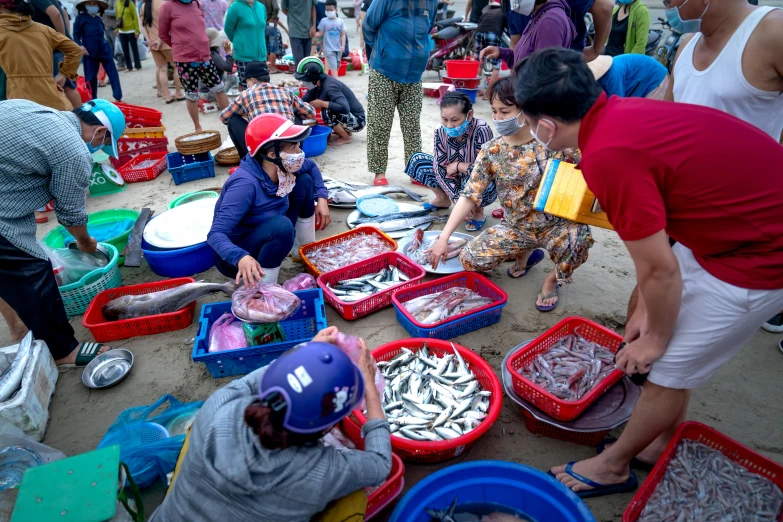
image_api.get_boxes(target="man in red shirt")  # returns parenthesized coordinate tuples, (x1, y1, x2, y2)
(514, 47, 783, 498)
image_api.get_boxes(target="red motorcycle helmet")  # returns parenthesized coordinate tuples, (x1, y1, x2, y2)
(245, 113, 312, 157)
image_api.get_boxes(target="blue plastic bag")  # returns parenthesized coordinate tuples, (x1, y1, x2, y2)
(61, 219, 136, 246)
(98, 395, 204, 489)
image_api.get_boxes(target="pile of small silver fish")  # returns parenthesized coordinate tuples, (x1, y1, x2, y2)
(326, 265, 410, 303)
(517, 332, 617, 401)
(405, 228, 468, 266)
(639, 440, 783, 522)
(307, 234, 394, 273)
(403, 288, 494, 325)
(355, 212, 448, 233)
(374, 344, 490, 442)
(131, 159, 159, 169)
(180, 133, 215, 142)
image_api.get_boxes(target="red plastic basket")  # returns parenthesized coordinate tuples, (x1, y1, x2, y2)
(342, 339, 503, 463)
(114, 102, 163, 123)
(299, 226, 397, 277)
(317, 252, 425, 321)
(82, 278, 197, 342)
(443, 76, 482, 89)
(111, 137, 170, 169)
(117, 152, 168, 183)
(366, 454, 405, 520)
(505, 317, 624, 422)
(520, 409, 609, 447)
(624, 421, 783, 522)
(445, 59, 480, 78)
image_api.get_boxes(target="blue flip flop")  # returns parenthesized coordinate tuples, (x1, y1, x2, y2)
(548, 462, 638, 499)
(507, 249, 545, 279)
(536, 285, 559, 312)
(465, 218, 486, 232)
(422, 202, 449, 211)
(596, 438, 656, 471)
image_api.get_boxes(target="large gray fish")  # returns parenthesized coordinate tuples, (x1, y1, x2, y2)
(364, 215, 448, 233)
(0, 331, 33, 402)
(103, 281, 236, 320)
(330, 186, 425, 204)
(352, 208, 432, 225)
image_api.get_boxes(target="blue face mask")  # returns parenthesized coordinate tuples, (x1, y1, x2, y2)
(85, 5, 100, 14)
(664, 0, 709, 34)
(86, 128, 113, 156)
(616, 0, 634, 5)
(443, 119, 470, 138)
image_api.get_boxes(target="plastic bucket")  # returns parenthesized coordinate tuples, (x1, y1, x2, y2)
(390, 460, 595, 522)
(445, 59, 480, 78)
(142, 239, 215, 278)
(456, 87, 478, 103)
(42, 209, 139, 266)
(301, 125, 332, 158)
(168, 191, 219, 210)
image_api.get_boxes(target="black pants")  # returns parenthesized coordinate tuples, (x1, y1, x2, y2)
(0, 234, 78, 360)
(119, 32, 142, 70)
(227, 114, 305, 160)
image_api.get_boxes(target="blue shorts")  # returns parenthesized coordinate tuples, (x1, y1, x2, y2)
(266, 24, 280, 55)
(52, 51, 77, 90)
(507, 10, 530, 36)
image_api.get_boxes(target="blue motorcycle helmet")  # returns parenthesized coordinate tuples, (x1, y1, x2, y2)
(258, 342, 365, 434)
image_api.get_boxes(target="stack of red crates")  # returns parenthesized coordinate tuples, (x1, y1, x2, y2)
(112, 103, 168, 168)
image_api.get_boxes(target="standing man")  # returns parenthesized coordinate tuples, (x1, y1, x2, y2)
(281, 0, 316, 67)
(515, 48, 783, 497)
(0, 99, 126, 365)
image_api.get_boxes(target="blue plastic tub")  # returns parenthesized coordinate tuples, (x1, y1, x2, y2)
(301, 125, 332, 157)
(192, 289, 328, 378)
(141, 238, 215, 277)
(456, 87, 478, 103)
(390, 461, 595, 522)
(166, 152, 216, 185)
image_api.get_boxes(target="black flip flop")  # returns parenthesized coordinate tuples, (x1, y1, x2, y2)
(596, 437, 656, 471)
(548, 462, 638, 499)
(507, 249, 545, 279)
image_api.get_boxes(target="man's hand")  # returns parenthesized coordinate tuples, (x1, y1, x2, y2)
(479, 46, 499, 61)
(309, 25, 316, 38)
(80, 45, 89, 55)
(310, 99, 328, 109)
(615, 335, 667, 376)
(445, 162, 459, 178)
(428, 237, 450, 269)
(313, 325, 339, 343)
(76, 236, 98, 254)
(315, 198, 331, 230)
(237, 255, 265, 288)
(150, 40, 161, 51)
(582, 46, 599, 63)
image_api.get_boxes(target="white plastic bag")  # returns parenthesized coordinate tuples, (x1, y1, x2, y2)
(0, 421, 65, 464)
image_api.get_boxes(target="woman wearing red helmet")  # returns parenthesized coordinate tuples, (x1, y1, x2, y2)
(150, 326, 392, 521)
(208, 113, 331, 286)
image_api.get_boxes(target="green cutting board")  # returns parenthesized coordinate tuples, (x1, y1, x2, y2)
(11, 445, 120, 522)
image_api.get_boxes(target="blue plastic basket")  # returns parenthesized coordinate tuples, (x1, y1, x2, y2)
(301, 125, 332, 158)
(391, 272, 508, 340)
(141, 238, 215, 277)
(166, 152, 216, 185)
(192, 289, 328, 378)
(390, 460, 594, 522)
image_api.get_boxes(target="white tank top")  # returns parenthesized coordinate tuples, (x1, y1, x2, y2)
(673, 6, 783, 140)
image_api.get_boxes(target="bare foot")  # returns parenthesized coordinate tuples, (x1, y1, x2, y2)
(55, 343, 112, 366)
(194, 126, 203, 133)
(551, 456, 630, 493)
(331, 137, 351, 146)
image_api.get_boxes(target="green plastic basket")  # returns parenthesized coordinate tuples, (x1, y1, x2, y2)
(42, 209, 139, 266)
(58, 243, 121, 317)
(168, 191, 219, 210)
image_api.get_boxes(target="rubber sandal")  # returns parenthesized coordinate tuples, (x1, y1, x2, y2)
(548, 462, 638, 499)
(536, 286, 559, 312)
(422, 202, 449, 211)
(507, 249, 544, 279)
(60, 342, 105, 367)
(492, 208, 504, 219)
(411, 180, 425, 187)
(373, 178, 389, 186)
(35, 216, 49, 224)
(176, 97, 186, 102)
(465, 218, 486, 232)
(596, 438, 656, 471)
(165, 99, 174, 104)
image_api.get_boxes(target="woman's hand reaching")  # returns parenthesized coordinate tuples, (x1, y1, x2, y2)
(237, 255, 265, 288)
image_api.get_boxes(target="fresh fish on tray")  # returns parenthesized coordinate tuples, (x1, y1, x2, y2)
(516, 331, 617, 401)
(403, 288, 494, 325)
(0, 332, 33, 402)
(329, 186, 425, 204)
(307, 234, 394, 273)
(352, 209, 432, 225)
(371, 344, 491, 442)
(405, 228, 468, 265)
(639, 439, 783, 522)
(327, 265, 410, 303)
(103, 281, 236, 320)
(362, 215, 448, 233)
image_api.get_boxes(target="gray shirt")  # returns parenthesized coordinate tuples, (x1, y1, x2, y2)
(281, 0, 317, 39)
(0, 100, 91, 260)
(149, 366, 393, 522)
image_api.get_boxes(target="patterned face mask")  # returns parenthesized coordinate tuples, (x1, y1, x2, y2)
(280, 151, 305, 173)
(443, 119, 470, 138)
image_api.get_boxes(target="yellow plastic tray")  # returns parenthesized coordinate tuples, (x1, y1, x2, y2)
(122, 126, 166, 139)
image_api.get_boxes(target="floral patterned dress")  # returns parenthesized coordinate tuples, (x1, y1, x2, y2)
(459, 136, 594, 285)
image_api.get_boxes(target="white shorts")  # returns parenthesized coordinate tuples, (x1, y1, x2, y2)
(648, 243, 783, 389)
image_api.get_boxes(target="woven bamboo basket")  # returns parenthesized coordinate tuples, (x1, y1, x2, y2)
(215, 147, 240, 166)
(175, 130, 222, 155)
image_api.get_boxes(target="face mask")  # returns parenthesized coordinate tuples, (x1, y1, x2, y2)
(85, 5, 100, 14)
(302, 81, 315, 89)
(493, 112, 523, 136)
(617, 0, 634, 5)
(664, 0, 709, 34)
(86, 128, 112, 155)
(326, 10, 337, 18)
(179, 0, 193, 4)
(443, 119, 470, 138)
(510, 0, 535, 16)
(280, 151, 306, 172)
(530, 119, 555, 149)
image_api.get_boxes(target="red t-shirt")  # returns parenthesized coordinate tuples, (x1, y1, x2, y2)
(578, 93, 783, 290)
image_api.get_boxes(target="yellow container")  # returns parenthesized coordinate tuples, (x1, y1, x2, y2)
(533, 159, 614, 230)
(122, 126, 166, 139)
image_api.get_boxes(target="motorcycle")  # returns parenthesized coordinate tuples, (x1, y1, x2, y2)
(653, 17, 683, 73)
(427, 17, 477, 75)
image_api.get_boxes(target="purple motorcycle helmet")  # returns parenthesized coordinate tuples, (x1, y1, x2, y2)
(258, 341, 365, 434)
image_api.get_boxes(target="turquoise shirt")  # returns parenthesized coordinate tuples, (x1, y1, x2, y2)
(224, 0, 267, 62)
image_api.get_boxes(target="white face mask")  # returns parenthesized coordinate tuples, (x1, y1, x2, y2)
(510, 0, 535, 16)
(326, 10, 337, 18)
(530, 119, 555, 149)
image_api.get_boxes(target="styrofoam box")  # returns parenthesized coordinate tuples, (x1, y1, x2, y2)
(0, 340, 58, 441)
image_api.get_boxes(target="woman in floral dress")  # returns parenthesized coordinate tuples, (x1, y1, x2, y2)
(429, 78, 594, 312)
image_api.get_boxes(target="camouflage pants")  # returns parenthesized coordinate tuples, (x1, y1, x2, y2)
(460, 221, 594, 285)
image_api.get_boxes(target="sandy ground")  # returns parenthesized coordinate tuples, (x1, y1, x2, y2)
(1, 12, 782, 521)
